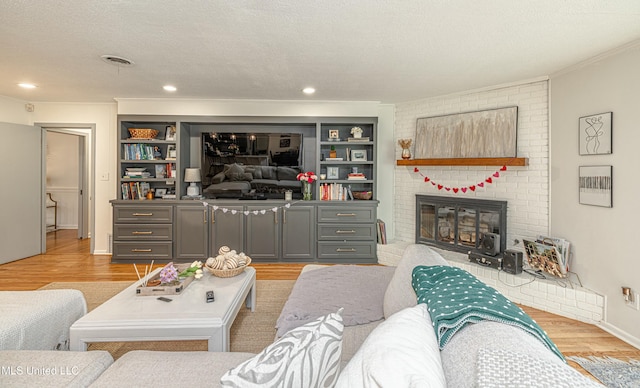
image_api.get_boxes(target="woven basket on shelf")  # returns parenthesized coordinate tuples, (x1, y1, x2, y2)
(205, 257, 252, 278)
(128, 128, 159, 139)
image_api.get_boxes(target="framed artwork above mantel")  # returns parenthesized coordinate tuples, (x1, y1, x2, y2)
(414, 106, 518, 159)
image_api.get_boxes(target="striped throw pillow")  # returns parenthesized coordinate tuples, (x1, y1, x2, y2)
(221, 308, 344, 388)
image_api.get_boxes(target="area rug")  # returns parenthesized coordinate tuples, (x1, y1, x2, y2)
(568, 356, 640, 388)
(39, 279, 295, 359)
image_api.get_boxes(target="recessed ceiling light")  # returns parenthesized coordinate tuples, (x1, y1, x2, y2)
(302, 87, 316, 95)
(18, 83, 37, 89)
(163, 85, 177, 92)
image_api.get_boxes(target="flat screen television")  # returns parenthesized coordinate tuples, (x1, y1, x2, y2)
(201, 132, 303, 185)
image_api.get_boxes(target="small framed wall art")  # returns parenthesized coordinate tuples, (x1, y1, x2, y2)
(579, 112, 612, 155)
(579, 165, 612, 207)
(351, 149, 367, 161)
(327, 166, 339, 180)
(165, 125, 176, 141)
(328, 129, 340, 141)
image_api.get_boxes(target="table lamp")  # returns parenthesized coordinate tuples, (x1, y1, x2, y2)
(184, 168, 202, 197)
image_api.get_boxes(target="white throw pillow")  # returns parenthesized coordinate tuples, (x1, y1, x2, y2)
(221, 308, 344, 388)
(335, 304, 446, 388)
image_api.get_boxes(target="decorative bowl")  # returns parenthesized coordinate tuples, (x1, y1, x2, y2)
(128, 128, 159, 139)
(353, 191, 373, 200)
(205, 257, 252, 278)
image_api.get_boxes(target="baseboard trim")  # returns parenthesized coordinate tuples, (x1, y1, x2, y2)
(597, 321, 640, 350)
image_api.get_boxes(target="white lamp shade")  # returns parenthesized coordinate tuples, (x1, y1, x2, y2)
(184, 168, 201, 183)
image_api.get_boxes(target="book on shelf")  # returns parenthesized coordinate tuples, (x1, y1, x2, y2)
(376, 219, 387, 244)
(121, 182, 150, 200)
(325, 157, 344, 161)
(123, 144, 157, 161)
(347, 137, 370, 142)
(319, 183, 352, 201)
(347, 172, 366, 180)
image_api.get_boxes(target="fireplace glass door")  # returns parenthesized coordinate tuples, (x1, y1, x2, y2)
(415, 195, 507, 254)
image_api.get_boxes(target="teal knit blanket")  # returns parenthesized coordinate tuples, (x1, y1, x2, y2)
(412, 265, 565, 362)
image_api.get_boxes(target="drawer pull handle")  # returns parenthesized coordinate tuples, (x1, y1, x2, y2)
(336, 230, 356, 234)
(336, 248, 357, 252)
(132, 231, 153, 235)
(131, 248, 152, 252)
(132, 213, 153, 217)
(336, 213, 356, 217)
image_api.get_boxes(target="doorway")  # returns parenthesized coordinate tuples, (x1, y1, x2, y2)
(40, 124, 95, 254)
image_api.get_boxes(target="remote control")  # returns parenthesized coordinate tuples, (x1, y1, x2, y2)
(206, 290, 215, 303)
(157, 297, 172, 302)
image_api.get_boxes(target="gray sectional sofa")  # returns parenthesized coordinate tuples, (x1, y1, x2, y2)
(203, 163, 302, 198)
(0, 244, 602, 387)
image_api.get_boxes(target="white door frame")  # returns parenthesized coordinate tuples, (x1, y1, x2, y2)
(39, 123, 96, 253)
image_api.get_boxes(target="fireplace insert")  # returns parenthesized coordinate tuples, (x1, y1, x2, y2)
(415, 195, 507, 255)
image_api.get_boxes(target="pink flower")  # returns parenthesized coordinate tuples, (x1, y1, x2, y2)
(296, 171, 317, 184)
(159, 262, 178, 284)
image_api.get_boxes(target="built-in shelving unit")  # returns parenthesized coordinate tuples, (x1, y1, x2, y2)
(118, 120, 180, 199)
(396, 157, 528, 167)
(317, 120, 377, 200)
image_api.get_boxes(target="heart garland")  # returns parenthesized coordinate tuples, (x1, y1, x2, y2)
(202, 201, 292, 216)
(413, 166, 507, 193)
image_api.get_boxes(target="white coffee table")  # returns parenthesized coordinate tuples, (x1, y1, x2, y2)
(69, 266, 256, 352)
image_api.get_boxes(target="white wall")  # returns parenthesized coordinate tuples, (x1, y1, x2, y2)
(550, 42, 640, 345)
(0, 96, 31, 125)
(46, 132, 79, 228)
(393, 79, 551, 250)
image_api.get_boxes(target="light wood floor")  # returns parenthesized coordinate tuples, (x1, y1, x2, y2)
(2, 229, 639, 376)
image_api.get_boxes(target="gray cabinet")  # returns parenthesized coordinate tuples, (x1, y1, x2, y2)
(245, 205, 280, 261)
(209, 205, 244, 256)
(111, 200, 377, 263)
(282, 205, 315, 260)
(175, 205, 208, 260)
(112, 204, 173, 262)
(316, 204, 377, 262)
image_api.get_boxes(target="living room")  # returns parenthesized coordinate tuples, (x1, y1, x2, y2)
(1, 2, 640, 386)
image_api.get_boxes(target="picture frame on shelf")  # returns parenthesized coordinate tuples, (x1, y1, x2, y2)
(328, 129, 340, 141)
(579, 165, 612, 208)
(351, 149, 367, 161)
(579, 112, 612, 155)
(327, 166, 339, 180)
(166, 145, 177, 160)
(165, 125, 176, 141)
(155, 188, 167, 197)
(155, 164, 167, 179)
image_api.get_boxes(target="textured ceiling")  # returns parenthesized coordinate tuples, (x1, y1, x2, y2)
(1, 0, 639, 103)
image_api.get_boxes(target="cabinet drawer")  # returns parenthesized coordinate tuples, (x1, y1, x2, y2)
(317, 242, 376, 259)
(112, 242, 173, 259)
(317, 206, 375, 223)
(317, 224, 376, 240)
(114, 205, 173, 223)
(113, 224, 173, 240)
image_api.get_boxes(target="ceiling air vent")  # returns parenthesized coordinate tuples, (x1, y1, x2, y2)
(100, 55, 134, 67)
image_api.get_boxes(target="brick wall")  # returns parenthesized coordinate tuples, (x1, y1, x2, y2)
(393, 80, 550, 250)
(386, 80, 605, 324)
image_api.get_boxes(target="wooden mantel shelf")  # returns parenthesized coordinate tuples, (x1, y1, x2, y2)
(396, 157, 528, 166)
